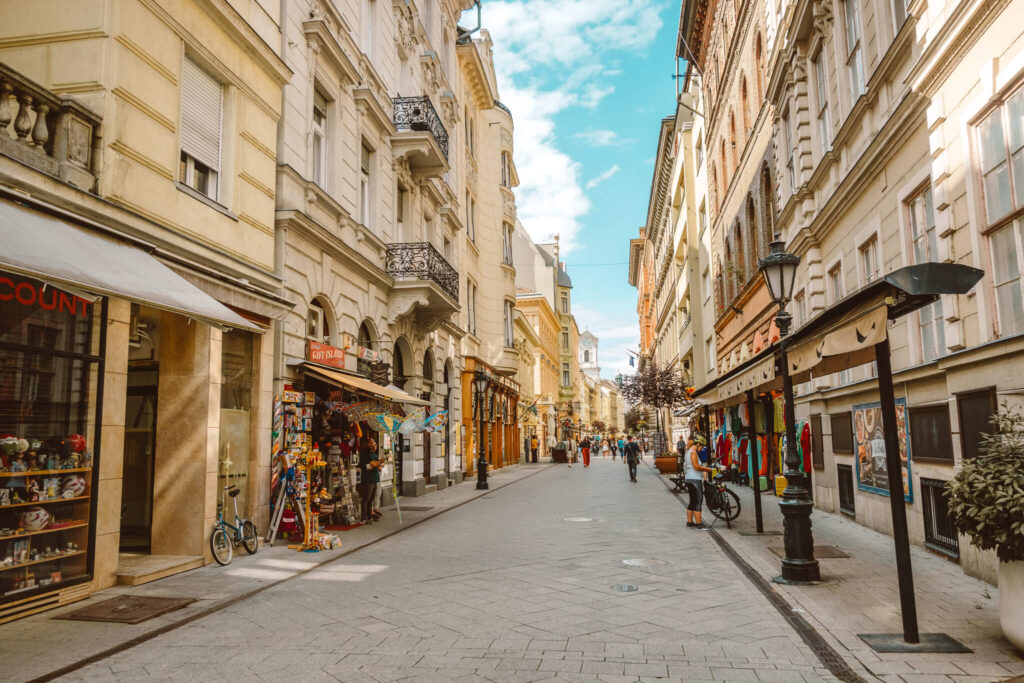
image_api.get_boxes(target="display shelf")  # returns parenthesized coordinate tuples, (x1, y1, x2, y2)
(0, 523, 87, 541)
(0, 496, 89, 510)
(0, 550, 84, 573)
(0, 467, 92, 477)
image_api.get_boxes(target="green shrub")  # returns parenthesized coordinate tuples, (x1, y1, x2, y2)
(947, 403, 1024, 563)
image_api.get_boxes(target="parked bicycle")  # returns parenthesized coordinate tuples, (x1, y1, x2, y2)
(670, 459, 741, 524)
(210, 484, 259, 566)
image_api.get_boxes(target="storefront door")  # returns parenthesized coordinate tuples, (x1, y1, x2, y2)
(422, 434, 430, 484)
(120, 383, 157, 552)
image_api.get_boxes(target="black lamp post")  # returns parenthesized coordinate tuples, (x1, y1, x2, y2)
(758, 240, 820, 584)
(474, 369, 490, 490)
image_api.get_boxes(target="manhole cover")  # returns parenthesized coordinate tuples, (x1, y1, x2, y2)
(611, 584, 639, 592)
(563, 517, 594, 522)
(400, 506, 433, 511)
(768, 545, 851, 559)
(56, 596, 195, 624)
(621, 558, 666, 568)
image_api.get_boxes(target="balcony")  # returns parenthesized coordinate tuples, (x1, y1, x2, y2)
(0, 63, 100, 192)
(385, 242, 459, 331)
(392, 96, 449, 179)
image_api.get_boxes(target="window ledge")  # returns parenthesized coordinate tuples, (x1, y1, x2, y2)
(176, 182, 237, 220)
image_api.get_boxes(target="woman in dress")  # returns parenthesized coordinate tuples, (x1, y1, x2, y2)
(601, 438, 611, 458)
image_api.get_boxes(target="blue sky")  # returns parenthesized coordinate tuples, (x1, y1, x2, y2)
(473, 0, 680, 380)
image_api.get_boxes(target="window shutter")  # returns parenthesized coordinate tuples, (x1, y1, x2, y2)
(181, 57, 222, 171)
(313, 89, 328, 115)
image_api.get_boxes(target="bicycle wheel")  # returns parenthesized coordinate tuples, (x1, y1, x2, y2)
(240, 520, 259, 555)
(711, 489, 742, 521)
(210, 526, 233, 565)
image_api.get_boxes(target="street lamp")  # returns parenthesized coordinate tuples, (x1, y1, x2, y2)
(474, 368, 490, 490)
(758, 239, 820, 584)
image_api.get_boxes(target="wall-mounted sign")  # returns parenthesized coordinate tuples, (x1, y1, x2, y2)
(308, 340, 345, 369)
(357, 346, 381, 361)
(854, 398, 913, 503)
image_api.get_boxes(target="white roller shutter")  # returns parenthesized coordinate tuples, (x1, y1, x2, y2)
(180, 57, 222, 170)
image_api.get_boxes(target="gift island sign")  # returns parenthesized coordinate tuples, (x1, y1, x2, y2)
(307, 340, 345, 369)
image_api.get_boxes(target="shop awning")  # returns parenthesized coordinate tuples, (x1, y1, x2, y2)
(300, 363, 430, 406)
(0, 198, 262, 332)
(717, 354, 778, 403)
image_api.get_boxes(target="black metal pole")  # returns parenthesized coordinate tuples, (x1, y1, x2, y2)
(776, 312, 820, 584)
(874, 337, 919, 643)
(746, 389, 764, 534)
(476, 387, 488, 490)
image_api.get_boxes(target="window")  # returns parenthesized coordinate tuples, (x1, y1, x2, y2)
(307, 299, 329, 343)
(860, 235, 879, 283)
(501, 152, 512, 188)
(502, 222, 513, 265)
(562, 362, 570, 386)
(828, 264, 844, 302)
(893, 0, 909, 30)
(794, 289, 806, 327)
(830, 412, 854, 452)
(180, 57, 222, 200)
(909, 404, 954, 463)
(396, 187, 408, 241)
(706, 336, 715, 371)
(810, 414, 824, 469)
(921, 478, 960, 557)
(702, 267, 710, 302)
(466, 193, 476, 242)
(443, 236, 452, 262)
(503, 301, 514, 348)
(361, 0, 375, 56)
(783, 109, 796, 191)
(312, 89, 328, 186)
(977, 89, 1024, 223)
(467, 115, 475, 156)
(844, 0, 865, 100)
(699, 201, 707, 234)
(957, 389, 997, 460)
(560, 294, 568, 314)
(561, 327, 569, 349)
(360, 142, 373, 230)
(907, 186, 947, 357)
(467, 281, 477, 334)
(813, 50, 831, 151)
(837, 464, 856, 515)
(696, 137, 703, 168)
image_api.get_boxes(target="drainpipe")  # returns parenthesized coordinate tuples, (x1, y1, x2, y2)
(457, 1, 482, 44)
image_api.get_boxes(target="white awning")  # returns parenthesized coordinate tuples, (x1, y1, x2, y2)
(0, 198, 261, 332)
(300, 363, 430, 406)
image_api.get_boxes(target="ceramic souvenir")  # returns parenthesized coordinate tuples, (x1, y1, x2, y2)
(61, 475, 86, 497)
(68, 434, 86, 453)
(20, 506, 49, 531)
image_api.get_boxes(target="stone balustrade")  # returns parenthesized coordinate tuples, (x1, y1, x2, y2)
(0, 63, 101, 192)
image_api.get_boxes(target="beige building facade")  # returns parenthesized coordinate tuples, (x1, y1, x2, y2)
(0, 0, 290, 620)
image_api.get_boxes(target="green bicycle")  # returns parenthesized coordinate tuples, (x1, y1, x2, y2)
(210, 484, 259, 565)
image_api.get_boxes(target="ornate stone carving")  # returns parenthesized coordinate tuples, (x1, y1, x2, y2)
(502, 192, 517, 221)
(812, 0, 834, 37)
(393, 0, 416, 55)
(500, 127, 513, 151)
(389, 293, 430, 325)
(392, 155, 413, 190)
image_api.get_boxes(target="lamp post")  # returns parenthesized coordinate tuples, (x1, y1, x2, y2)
(474, 369, 490, 490)
(758, 240, 820, 584)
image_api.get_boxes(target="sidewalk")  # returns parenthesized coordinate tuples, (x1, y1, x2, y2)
(652, 464, 1024, 682)
(0, 463, 550, 683)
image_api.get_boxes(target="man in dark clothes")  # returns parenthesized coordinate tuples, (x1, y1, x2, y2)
(623, 435, 641, 483)
(358, 434, 380, 524)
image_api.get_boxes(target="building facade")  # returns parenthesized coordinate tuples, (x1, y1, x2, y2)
(0, 0, 290, 618)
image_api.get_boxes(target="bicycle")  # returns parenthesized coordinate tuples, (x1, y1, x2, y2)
(671, 459, 742, 526)
(210, 484, 259, 566)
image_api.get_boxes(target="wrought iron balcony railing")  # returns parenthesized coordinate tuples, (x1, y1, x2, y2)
(386, 242, 459, 302)
(0, 63, 101, 192)
(392, 96, 448, 159)
(494, 100, 512, 117)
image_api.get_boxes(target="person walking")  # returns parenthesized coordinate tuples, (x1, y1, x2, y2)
(610, 437, 618, 460)
(676, 434, 687, 476)
(358, 434, 380, 524)
(684, 434, 714, 528)
(617, 435, 625, 461)
(530, 433, 539, 463)
(601, 437, 610, 458)
(623, 435, 640, 482)
(581, 435, 591, 467)
(566, 435, 576, 468)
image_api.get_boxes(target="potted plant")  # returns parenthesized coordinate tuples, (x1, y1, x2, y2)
(947, 403, 1024, 652)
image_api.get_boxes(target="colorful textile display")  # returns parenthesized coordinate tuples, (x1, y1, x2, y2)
(398, 407, 428, 434)
(372, 413, 404, 434)
(421, 410, 449, 433)
(773, 398, 785, 433)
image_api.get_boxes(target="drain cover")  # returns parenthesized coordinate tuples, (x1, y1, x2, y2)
(400, 506, 433, 511)
(611, 584, 638, 592)
(563, 517, 594, 522)
(57, 596, 194, 624)
(621, 558, 666, 568)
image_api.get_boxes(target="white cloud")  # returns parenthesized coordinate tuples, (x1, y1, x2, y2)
(482, 0, 664, 252)
(574, 129, 619, 146)
(585, 164, 621, 190)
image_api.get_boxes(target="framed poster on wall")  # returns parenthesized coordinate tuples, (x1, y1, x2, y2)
(853, 398, 913, 502)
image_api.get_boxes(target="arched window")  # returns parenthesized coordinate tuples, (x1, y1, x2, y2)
(715, 260, 725, 311)
(740, 75, 750, 134)
(724, 240, 734, 302)
(583, 350, 590, 362)
(729, 112, 738, 167)
(747, 195, 761, 260)
(755, 34, 765, 99)
(711, 163, 718, 205)
(307, 298, 331, 344)
(422, 350, 434, 399)
(356, 321, 374, 374)
(720, 141, 729, 190)
(761, 165, 776, 245)
(734, 222, 746, 286)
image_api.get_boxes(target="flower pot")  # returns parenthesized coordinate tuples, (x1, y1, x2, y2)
(654, 455, 678, 475)
(999, 560, 1024, 653)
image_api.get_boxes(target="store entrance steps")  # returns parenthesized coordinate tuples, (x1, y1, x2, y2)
(115, 554, 204, 586)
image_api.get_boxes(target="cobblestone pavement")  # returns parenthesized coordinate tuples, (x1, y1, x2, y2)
(51, 456, 843, 682)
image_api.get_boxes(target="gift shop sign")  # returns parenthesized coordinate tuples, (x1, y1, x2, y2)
(307, 340, 345, 369)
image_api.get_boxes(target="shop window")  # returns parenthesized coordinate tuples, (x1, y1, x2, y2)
(909, 404, 953, 463)
(830, 412, 854, 453)
(957, 389, 997, 460)
(218, 330, 253, 517)
(837, 464, 856, 515)
(810, 414, 824, 469)
(0, 271, 102, 605)
(921, 477, 960, 558)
